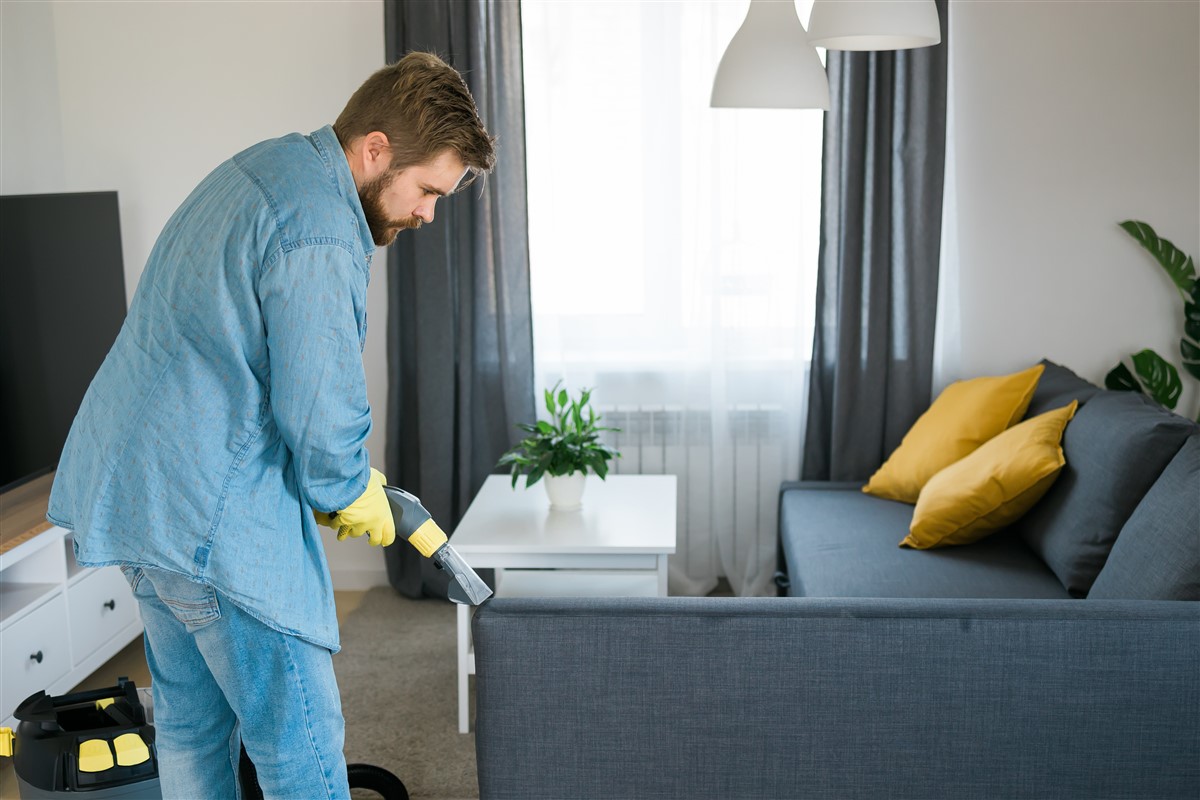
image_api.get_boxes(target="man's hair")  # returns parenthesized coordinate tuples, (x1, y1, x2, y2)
(334, 52, 496, 188)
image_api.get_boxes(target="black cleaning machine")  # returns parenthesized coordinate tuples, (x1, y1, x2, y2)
(2, 678, 160, 799)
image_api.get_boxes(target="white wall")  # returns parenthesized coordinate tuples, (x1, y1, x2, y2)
(939, 0, 1200, 418)
(8, 0, 1198, 584)
(1, 0, 391, 589)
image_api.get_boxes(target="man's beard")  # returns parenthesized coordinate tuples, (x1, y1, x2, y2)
(359, 172, 422, 247)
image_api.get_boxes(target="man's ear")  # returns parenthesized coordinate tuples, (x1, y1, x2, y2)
(359, 131, 392, 179)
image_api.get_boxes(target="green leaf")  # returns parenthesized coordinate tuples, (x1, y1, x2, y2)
(1181, 338, 1200, 382)
(557, 388, 568, 408)
(525, 467, 544, 487)
(1185, 281, 1200, 381)
(1105, 362, 1143, 393)
(1186, 318, 1200, 348)
(1120, 221, 1197, 303)
(1131, 348, 1182, 409)
(536, 420, 555, 435)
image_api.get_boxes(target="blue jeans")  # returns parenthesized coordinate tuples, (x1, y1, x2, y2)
(122, 566, 349, 800)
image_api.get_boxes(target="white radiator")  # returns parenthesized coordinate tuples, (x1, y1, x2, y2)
(595, 404, 802, 596)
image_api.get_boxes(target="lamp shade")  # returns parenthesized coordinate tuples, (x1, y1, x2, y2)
(807, 0, 941, 51)
(711, 0, 829, 110)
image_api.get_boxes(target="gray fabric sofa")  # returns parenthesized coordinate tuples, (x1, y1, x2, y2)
(472, 362, 1200, 799)
(779, 360, 1199, 603)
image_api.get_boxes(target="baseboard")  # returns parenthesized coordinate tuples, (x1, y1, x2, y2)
(329, 566, 390, 591)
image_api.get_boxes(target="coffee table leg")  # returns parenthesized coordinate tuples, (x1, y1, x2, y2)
(458, 602, 471, 733)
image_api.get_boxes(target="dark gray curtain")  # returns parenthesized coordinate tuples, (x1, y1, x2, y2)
(801, 0, 949, 481)
(383, 0, 534, 598)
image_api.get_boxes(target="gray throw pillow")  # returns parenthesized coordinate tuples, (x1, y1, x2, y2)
(1023, 359, 1102, 419)
(1089, 434, 1200, 600)
(1017, 391, 1196, 597)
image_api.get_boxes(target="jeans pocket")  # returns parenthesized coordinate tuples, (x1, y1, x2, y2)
(119, 564, 144, 593)
(142, 567, 222, 630)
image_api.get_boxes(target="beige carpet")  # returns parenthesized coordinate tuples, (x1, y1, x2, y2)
(1, 589, 476, 800)
(335, 587, 478, 800)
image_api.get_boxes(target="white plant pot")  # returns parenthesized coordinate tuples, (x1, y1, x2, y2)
(544, 472, 586, 510)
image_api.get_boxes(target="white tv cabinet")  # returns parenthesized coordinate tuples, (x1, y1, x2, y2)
(0, 473, 142, 728)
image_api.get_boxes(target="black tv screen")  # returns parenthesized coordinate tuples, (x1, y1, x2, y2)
(1, 191, 127, 492)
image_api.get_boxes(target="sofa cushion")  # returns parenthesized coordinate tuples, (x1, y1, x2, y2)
(904, 402, 1077, 550)
(1017, 391, 1196, 597)
(780, 486, 1069, 599)
(863, 364, 1044, 503)
(1088, 434, 1200, 600)
(1023, 359, 1103, 418)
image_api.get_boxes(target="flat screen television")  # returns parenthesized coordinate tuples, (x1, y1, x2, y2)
(1, 191, 128, 493)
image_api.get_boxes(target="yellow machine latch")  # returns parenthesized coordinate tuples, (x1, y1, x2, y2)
(113, 733, 150, 766)
(95, 697, 115, 711)
(79, 739, 114, 772)
(1, 727, 13, 758)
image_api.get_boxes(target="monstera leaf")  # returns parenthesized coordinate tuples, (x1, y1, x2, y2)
(1120, 220, 1196, 302)
(1106, 349, 1182, 409)
(1184, 279, 1200, 381)
(1104, 362, 1142, 394)
(1109, 222, 1199, 420)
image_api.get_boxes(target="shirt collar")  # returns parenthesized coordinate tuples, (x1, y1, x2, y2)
(309, 125, 376, 260)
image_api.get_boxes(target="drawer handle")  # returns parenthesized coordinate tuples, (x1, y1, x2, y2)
(103, 599, 116, 611)
(30, 651, 43, 664)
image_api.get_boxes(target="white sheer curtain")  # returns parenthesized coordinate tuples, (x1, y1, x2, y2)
(522, 0, 822, 596)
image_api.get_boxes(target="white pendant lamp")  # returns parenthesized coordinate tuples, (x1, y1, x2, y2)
(807, 0, 941, 51)
(710, 0, 830, 110)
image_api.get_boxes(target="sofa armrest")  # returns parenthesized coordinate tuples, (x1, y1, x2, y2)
(473, 596, 1199, 800)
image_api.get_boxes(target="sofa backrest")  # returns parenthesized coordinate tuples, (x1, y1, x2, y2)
(473, 596, 1200, 800)
(1089, 433, 1200, 600)
(1023, 359, 1102, 418)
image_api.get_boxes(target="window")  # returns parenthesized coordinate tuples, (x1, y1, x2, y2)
(522, 0, 823, 596)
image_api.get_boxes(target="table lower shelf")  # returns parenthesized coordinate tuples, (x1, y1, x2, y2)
(495, 569, 662, 599)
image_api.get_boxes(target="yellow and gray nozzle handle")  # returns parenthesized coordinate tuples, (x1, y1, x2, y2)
(382, 485, 493, 606)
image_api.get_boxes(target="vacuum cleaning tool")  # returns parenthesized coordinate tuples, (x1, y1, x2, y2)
(1, 678, 160, 799)
(383, 485, 493, 605)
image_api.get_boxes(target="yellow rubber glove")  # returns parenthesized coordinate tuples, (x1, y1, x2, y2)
(322, 468, 396, 547)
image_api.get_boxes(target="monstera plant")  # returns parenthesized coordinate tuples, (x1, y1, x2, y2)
(1105, 221, 1200, 421)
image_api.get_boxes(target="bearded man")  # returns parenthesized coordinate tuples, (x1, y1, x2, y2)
(49, 52, 494, 799)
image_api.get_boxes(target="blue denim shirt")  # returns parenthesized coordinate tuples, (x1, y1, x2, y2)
(48, 126, 376, 652)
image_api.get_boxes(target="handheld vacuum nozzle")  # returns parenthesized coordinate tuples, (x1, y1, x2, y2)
(382, 485, 493, 606)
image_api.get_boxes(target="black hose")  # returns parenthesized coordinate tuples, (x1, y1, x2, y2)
(347, 763, 410, 800)
(239, 742, 409, 800)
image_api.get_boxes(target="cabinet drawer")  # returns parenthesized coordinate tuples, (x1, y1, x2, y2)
(0, 594, 70, 719)
(68, 567, 138, 664)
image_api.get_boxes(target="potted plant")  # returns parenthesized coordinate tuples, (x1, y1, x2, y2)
(496, 381, 621, 510)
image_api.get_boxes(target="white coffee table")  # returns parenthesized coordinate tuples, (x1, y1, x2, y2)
(451, 474, 677, 732)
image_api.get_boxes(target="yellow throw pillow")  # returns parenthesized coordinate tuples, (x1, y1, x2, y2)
(863, 363, 1045, 503)
(901, 401, 1078, 549)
